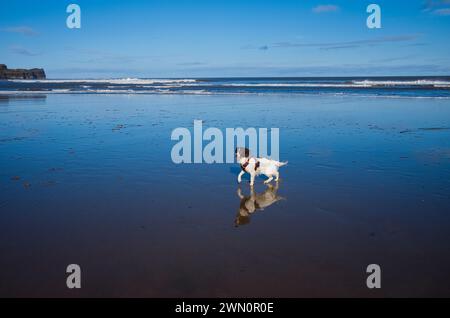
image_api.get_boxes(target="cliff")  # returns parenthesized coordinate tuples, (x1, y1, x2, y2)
(0, 64, 46, 80)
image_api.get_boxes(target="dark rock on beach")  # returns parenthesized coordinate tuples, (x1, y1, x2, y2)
(0, 64, 46, 80)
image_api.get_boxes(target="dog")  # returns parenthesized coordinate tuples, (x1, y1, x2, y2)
(235, 183, 285, 227)
(235, 147, 287, 186)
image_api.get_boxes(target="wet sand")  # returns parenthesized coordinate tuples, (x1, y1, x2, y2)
(1, 93, 450, 297)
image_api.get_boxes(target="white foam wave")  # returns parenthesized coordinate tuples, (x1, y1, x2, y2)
(8, 78, 198, 85)
(225, 83, 371, 88)
(225, 80, 450, 88)
(7, 78, 450, 89)
(352, 79, 450, 87)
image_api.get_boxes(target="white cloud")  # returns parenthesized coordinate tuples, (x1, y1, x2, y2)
(2, 26, 39, 36)
(9, 45, 40, 56)
(433, 8, 450, 15)
(312, 5, 339, 13)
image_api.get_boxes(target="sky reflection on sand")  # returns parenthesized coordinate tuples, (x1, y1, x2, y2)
(0, 93, 450, 297)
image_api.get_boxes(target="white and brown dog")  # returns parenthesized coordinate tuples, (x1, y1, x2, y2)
(235, 147, 287, 186)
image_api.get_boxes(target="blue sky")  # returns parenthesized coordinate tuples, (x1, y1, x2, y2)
(1, 0, 450, 78)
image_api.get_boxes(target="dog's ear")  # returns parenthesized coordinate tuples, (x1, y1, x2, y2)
(235, 214, 250, 226)
(244, 148, 250, 157)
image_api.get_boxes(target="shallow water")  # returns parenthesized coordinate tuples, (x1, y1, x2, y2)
(1, 93, 450, 297)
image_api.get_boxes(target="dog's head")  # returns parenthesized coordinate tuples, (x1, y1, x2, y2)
(235, 147, 250, 160)
(234, 213, 250, 227)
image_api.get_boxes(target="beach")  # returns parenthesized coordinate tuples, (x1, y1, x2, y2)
(1, 91, 450, 297)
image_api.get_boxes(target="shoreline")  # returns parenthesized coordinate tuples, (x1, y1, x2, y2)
(1, 90, 450, 100)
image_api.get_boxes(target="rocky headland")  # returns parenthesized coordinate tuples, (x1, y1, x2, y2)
(0, 64, 46, 80)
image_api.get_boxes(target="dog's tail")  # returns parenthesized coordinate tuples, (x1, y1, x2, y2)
(275, 161, 288, 167)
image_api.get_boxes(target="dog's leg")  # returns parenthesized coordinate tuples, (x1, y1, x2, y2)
(237, 187, 245, 199)
(264, 175, 274, 184)
(250, 173, 255, 187)
(274, 180, 279, 191)
(237, 170, 245, 184)
(250, 186, 256, 197)
(274, 171, 280, 182)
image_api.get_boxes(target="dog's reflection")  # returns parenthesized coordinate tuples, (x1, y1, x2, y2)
(235, 182, 285, 227)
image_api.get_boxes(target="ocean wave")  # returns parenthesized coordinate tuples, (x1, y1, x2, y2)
(225, 83, 371, 88)
(352, 79, 450, 87)
(224, 80, 450, 88)
(8, 78, 198, 85)
(6, 78, 450, 88)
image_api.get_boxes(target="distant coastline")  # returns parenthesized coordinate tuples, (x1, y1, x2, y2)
(0, 64, 46, 80)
